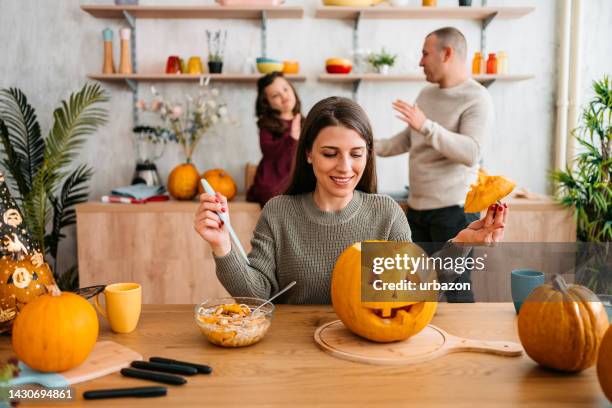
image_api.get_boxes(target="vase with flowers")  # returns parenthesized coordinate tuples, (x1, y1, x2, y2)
(206, 29, 227, 74)
(136, 84, 232, 200)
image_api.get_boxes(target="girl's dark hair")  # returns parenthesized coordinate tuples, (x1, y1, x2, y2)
(285, 96, 377, 195)
(255, 72, 302, 135)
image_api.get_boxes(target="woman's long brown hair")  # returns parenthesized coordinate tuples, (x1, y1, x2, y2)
(284, 96, 377, 195)
(256, 72, 302, 135)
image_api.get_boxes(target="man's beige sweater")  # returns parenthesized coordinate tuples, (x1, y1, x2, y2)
(377, 79, 494, 210)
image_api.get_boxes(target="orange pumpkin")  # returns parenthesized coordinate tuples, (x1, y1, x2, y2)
(12, 288, 99, 372)
(464, 169, 515, 213)
(198, 168, 237, 201)
(0, 253, 56, 333)
(167, 163, 200, 200)
(598, 325, 612, 402)
(331, 242, 437, 343)
(517, 275, 609, 372)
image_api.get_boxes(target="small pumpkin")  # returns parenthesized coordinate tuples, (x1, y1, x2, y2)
(464, 169, 516, 213)
(198, 168, 237, 201)
(12, 287, 99, 372)
(598, 325, 612, 402)
(517, 275, 609, 372)
(331, 242, 437, 343)
(167, 163, 200, 200)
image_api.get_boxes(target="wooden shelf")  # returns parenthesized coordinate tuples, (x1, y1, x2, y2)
(318, 73, 535, 84)
(315, 5, 535, 20)
(88, 73, 306, 83)
(81, 5, 304, 19)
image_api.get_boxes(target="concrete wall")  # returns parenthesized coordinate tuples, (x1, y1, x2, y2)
(0, 0, 610, 275)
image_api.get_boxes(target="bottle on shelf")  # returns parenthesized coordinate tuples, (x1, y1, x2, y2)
(119, 27, 133, 74)
(102, 28, 116, 74)
(486, 52, 498, 75)
(471, 51, 483, 75)
(497, 51, 509, 75)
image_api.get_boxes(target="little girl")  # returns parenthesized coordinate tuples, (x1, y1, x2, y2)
(246, 72, 303, 206)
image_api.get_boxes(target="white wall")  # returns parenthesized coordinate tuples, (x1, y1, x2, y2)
(0, 0, 610, 275)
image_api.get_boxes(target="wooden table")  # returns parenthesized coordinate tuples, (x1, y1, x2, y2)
(4, 304, 607, 407)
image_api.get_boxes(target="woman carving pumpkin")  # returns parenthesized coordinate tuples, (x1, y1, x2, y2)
(194, 97, 507, 304)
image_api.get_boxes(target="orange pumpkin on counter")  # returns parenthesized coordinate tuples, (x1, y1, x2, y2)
(198, 169, 237, 201)
(598, 326, 612, 402)
(464, 169, 515, 213)
(167, 163, 200, 200)
(331, 242, 437, 343)
(12, 287, 99, 372)
(517, 274, 609, 372)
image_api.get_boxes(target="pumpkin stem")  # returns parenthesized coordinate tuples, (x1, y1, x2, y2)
(45, 284, 61, 297)
(552, 274, 569, 293)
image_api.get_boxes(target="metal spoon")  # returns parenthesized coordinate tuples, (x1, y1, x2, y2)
(252, 281, 297, 314)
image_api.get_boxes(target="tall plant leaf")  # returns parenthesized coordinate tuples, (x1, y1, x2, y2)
(0, 88, 45, 200)
(44, 83, 108, 188)
(46, 164, 93, 264)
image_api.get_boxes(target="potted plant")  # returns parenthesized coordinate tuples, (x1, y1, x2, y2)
(206, 29, 227, 74)
(0, 84, 108, 290)
(552, 76, 611, 298)
(368, 48, 397, 75)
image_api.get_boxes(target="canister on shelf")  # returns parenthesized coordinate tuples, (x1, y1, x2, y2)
(471, 51, 483, 75)
(102, 28, 116, 74)
(187, 57, 203, 74)
(497, 51, 508, 75)
(119, 27, 133, 74)
(486, 52, 498, 75)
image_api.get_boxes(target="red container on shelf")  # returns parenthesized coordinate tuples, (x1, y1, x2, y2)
(326, 65, 352, 74)
(166, 56, 181, 74)
(486, 53, 498, 74)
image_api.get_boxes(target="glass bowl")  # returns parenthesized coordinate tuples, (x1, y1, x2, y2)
(195, 297, 274, 347)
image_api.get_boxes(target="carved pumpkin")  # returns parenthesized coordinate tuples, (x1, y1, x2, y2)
(331, 242, 437, 343)
(0, 172, 57, 332)
(198, 169, 237, 201)
(598, 325, 612, 402)
(464, 169, 516, 213)
(12, 288, 99, 372)
(167, 163, 200, 200)
(517, 275, 609, 372)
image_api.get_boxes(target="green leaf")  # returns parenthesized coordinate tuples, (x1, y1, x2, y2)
(0, 88, 45, 200)
(46, 165, 93, 261)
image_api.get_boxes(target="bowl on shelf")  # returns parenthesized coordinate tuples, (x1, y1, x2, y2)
(257, 58, 284, 74)
(323, 0, 382, 6)
(325, 58, 352, 74)
(283, 60, 300, 74)
(195, 297, 274, 347)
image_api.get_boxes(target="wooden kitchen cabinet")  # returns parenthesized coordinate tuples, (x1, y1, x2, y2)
(76, 195, 575, 304)
(76, 198, 261, 304)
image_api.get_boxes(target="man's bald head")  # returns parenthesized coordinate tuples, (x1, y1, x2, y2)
(427, 27, 467, 61)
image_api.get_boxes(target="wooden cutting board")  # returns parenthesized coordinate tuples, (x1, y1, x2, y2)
(314, 320, 523, 365)
(9, 340, 142, 388)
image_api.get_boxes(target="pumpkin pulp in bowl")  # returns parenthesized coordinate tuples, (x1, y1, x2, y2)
(195, 297, 274, 347)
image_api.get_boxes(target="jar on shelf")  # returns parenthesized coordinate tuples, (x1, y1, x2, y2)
(486, 53, 498, 75)
(497, 51, 509, 75)
(471, 52, 483, 75)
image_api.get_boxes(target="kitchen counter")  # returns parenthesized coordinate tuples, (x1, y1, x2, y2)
(2, 303, 607, 407)
(75, 195, 575, 304)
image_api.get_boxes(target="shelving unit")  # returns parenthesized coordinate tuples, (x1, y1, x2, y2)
(319, 73, 534, 91)
(314, 6, 534, 20)
(81, 4, 305, 124)
(315, 2, 535, 98)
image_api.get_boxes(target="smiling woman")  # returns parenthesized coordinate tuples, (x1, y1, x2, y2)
(194, 97, 508, 304)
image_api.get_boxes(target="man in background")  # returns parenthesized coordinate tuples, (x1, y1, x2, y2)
(376, 27, 495, 302)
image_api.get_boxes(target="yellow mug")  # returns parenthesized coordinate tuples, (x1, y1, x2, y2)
(95, 283, 142, 333)
(187, 56, 203, 74)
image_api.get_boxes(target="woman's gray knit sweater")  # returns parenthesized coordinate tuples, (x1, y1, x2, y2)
(214, 190, 412, 304)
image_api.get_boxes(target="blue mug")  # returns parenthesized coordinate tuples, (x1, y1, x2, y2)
(511, 269, 545, 314)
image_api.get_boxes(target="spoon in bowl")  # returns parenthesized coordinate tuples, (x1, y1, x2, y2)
(252, 281, 297, 314)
